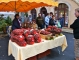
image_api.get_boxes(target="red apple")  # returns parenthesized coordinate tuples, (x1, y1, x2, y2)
(30, 29, 37, 35)
(35, 37, 41, 43)
(16, 41, 27, 46)
(12, 29, 24, 35)
(48, 26, 52, 28)
(47, 28, 51, 32)
(18, 35, 25, 42)
(26, 35, 35, 45)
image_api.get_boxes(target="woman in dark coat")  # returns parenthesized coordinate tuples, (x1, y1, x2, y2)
(12, 14, 21, 31)
(70, 8, 79, 60)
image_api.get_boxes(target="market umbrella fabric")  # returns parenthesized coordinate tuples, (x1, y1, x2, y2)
(0, 0, 18, 3)
(21, 0, 58, 6)
(0, 0, 58, 12)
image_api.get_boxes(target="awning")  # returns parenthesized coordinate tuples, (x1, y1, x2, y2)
(0, 0, 58, 12)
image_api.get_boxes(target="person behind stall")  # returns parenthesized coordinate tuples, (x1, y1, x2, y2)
(28, 15, 32, 22)
(49, 15, 55, 26)
(55, 19, 61, 28)
(12, 14, 21, 31)
(58, 14, 65, 28)
(70, 8, 79, 60)
(45, 13, 50, 28)
(42, 13, 45, 20)
(50, 12, 53, 19)
(36, 13, 45, 29)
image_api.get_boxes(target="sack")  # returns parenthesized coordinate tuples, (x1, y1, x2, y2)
(12, 29, 24, 35)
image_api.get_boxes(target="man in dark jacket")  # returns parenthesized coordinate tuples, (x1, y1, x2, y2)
(12, 14, 21, 31)
(49, 15, 55, 26)
(36, 13, 45, 29)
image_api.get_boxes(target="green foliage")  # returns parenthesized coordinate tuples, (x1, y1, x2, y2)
(0, 19, 7, 28)
(0, 18, 7, 31)
(25, 12, 28, 17)
(0, 16, 12, 32)
(5, 16, 12, 26)
(0, 15, 4, 21)
(0, 28, 2, 31)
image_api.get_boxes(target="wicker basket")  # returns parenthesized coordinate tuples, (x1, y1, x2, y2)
(40, 34, 52, 39)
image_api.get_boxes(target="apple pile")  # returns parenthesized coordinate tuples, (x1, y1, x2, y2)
(12, 29, 24, 35)
(24, 30, 30, 37)
(30, 29, 37, 35)
(26, 35, 35, 45)
(16, 40, 27, 46)
(34, 33, 41, 43)
(40, 29, 51, 35)
(10, 28, 42, 46)
(45, 26, 62, 36)
(11, 30, 27, 46)
(24, 29, 41, 44)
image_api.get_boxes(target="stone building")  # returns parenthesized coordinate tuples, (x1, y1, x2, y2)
(27, 0, 79, 28)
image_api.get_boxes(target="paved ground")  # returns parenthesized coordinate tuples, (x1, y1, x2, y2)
(0, 36, 14, 60)
(0, 32, 75, 60)
(39, 32, 75, 60)
(62, 27, 73, 33)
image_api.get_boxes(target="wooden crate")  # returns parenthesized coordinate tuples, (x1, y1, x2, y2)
(26, 49, 51, 60)
(37, 49, 51, 59)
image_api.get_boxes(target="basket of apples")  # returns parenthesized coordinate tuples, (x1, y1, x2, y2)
(45, 26, 62, 37)
(40, 29, 52, 39)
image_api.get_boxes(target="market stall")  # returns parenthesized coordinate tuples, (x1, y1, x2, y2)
(8, 35, 67, 60)
(8, 25, 67, 60)
(0, 0, 58, 12)
(0, 0, 67, 60)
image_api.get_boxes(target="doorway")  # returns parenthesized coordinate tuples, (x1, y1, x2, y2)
(55, 3, 69, 27)
(31, 9, 37, 20)
(40, 7, 47, 17)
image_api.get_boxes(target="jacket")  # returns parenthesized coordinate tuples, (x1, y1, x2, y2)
(70, 17, 79, 39)
(59, 17, 64, 28)
(45, 16, 50, 25)
(49, 18, 55, 26)
(12, 18, 21, 31)
(36, 17, 44, 25)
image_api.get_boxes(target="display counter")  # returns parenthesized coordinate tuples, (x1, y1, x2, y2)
(8, 35, 67, 60)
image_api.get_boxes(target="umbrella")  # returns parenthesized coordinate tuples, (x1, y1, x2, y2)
(0, 0, 58, 12)
(21, 0, 58, 6)
(0, 0, 17, 3)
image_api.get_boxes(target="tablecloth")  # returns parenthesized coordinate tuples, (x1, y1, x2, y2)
(8, 35, 67, 60)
